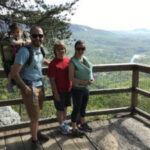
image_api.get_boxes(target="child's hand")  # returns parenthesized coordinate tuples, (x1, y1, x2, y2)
(22, 41, 26, 46)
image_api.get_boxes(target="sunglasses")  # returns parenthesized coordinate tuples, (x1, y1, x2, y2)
(31, 34, 44, 38)
(76, 47, 86, 51)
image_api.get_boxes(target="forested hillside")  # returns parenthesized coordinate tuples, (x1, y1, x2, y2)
(69, 24, 150, 65)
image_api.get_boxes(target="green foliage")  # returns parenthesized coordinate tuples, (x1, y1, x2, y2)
(0, 0, 79, 58)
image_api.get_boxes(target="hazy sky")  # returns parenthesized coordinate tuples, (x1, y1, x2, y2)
(46, 0, 150, 30)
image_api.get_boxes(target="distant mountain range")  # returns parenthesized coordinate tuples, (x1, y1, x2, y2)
(70, 24, 150, 35)
(69, 24, 150, 64)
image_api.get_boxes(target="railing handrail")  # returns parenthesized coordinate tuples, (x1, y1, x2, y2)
(0, 63, 137, 78)
(1, 63, 150, 77)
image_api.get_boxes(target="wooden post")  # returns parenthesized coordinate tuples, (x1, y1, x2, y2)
(131, 67, 139, 114)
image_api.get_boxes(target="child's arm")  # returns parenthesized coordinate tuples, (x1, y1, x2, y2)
(10, 39, 25, 46)
(24, 37, 31, 45)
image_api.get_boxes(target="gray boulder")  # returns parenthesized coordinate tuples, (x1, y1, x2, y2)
(0, 106, 20, 126)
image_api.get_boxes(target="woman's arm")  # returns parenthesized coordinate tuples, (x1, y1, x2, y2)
(69, 62, 89, 86)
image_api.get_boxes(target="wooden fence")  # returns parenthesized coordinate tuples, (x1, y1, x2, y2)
(0, 63, 150, 131)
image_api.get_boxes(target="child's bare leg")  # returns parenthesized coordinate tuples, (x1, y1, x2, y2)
(7, 72, 14, 92)
(8, 73, 12, 85)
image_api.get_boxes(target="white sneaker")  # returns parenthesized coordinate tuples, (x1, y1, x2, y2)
(60, 122, 71, 134)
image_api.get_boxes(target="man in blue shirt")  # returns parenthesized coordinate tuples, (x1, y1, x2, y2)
(11, 26, 49, 150)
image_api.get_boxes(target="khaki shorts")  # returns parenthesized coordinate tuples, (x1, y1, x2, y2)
(21, 86, 45, 121)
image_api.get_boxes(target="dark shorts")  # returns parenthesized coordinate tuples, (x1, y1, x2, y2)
(54, 92, 71, 111)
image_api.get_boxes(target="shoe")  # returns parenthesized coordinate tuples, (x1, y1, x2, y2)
(31, 139, 42, 150)
(72, 129, 85, 137)
(60, 122, 71, 135)
(80, 123, 93, 132)
(64, 122, 72, 132)
(37, 131, 49, 142)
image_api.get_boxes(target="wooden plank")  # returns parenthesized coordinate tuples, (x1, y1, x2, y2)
(0, 88, 131, 107)
(0, 64, 135, 78)
(72, 132, 95, 150)
(4, 130, 24, 150)
(89, 88, 132, 95)
(131, 69, 139, 112)
(86, 107, 131, 116)
(0, 95, 53, 106)
(40, 123, 61, 150)
(19, 123, 61, 150)
(92, 63, 134, 72)
(136, 88, 150, 98)
(0, 68, 6, 78)
(0, 132, 6, 150)
(19, 127, 33, 150)
(53, 126, 80, 150)
(137, 63, 150, 74)
(135, 107, 150, 120)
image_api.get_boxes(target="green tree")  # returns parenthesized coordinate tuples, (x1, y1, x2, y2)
(0, 0, 78, 56)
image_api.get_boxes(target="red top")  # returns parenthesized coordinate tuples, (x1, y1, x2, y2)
(47, 57, 72, 92)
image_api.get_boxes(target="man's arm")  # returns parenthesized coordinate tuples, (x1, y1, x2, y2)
(11, 64, 32, 94)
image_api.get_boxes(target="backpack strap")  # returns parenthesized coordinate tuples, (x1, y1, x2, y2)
(22, 45, 45, 67)
(24, 45, 33, 66)
(40, 47, 45, 58)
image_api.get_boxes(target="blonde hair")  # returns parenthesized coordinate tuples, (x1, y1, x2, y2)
(53, 41, 66, 56)
(9, 23, 23, 33)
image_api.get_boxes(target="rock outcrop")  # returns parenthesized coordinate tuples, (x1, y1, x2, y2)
(0, 106, 20, 126)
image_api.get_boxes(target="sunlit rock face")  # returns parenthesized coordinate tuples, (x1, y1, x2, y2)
(0, 106, 20, 126)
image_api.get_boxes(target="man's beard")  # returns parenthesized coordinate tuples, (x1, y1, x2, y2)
(32, 41, 41, 47)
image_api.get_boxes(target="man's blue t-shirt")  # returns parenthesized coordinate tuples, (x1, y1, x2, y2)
(14, 46, 43, 86)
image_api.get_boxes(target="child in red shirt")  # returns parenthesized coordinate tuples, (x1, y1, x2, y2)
(47, 41, 72, 134)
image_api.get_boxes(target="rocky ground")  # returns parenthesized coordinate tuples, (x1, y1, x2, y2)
(87, 114, 150, 150)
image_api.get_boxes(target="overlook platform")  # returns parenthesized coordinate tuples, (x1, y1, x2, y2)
(0, 63, 150, 150)
(0, 114, 150, 150)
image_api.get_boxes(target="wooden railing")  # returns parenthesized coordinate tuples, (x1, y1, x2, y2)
(0, 63, 150, 131)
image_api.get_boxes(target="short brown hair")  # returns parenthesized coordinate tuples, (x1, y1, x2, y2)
(30, 26, 44, 35)
(53, 41, 66, 56)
